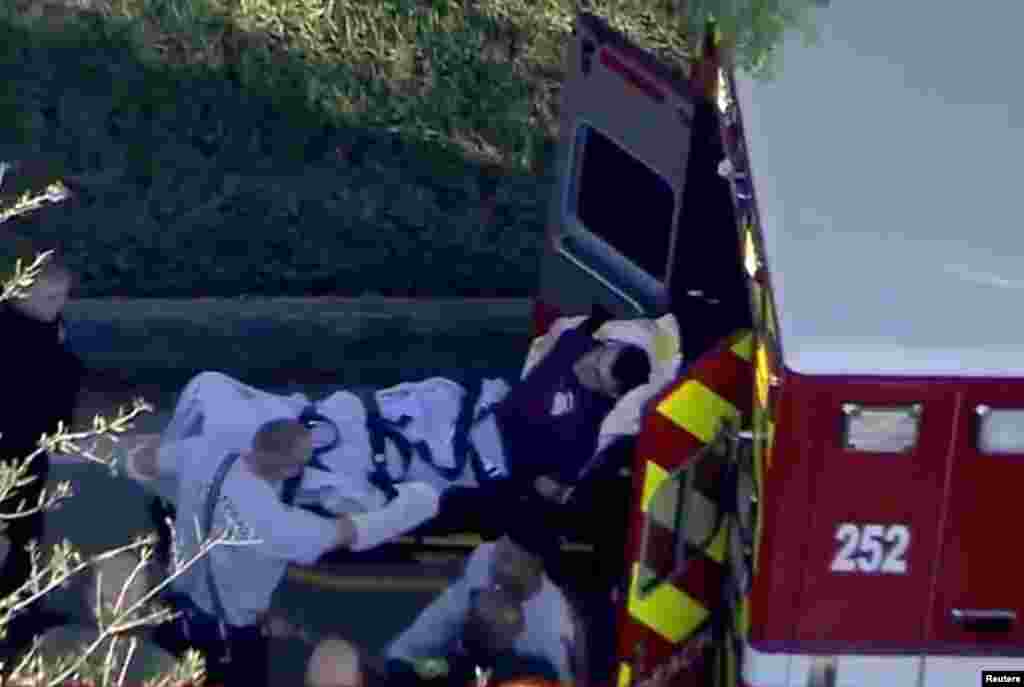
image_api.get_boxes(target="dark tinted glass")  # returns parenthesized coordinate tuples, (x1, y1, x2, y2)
(575, 126, 676, 280)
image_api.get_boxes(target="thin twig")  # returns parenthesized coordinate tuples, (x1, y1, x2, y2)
(116, 636, 139, 687)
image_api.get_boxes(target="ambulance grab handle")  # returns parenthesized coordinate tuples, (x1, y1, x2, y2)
(951, 608, 1017, 631)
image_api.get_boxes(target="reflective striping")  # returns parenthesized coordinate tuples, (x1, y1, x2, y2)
(668, 549, 726, 612)
(640, 517, 678, 580)
(618, 662, 632, 687)
(657, 380, 740, 443)
(731, 332, 754, 361)
(725, 632, 739, 687)
(625, 328, 757, 681)
(755, 343, 771, 409)
(641, 460, 670, 513)
(737, 600, 751, 639)
(704, 516, 729, 564)
(628, 563, 709, 644)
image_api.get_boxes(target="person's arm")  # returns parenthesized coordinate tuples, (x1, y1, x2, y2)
(340, 482, 439, 552)
(387, 544, 489, 661)
(386, 580, 468, 661)
(533, 437, 637, 505)
(252, 482, 440, 565)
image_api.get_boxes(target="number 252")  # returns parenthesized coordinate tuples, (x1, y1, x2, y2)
(830, 523, 910, 574)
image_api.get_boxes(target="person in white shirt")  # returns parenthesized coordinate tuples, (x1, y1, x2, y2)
(384, 517, 581, 684)
(122, 418, 439, 687)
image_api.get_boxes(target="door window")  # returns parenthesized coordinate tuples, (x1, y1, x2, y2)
(568, 124, 677, 283)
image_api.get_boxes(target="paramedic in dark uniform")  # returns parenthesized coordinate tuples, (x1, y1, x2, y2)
(495, 304, 650, 492)
(121, 418, 439, 687)
(484, 305, 651, 685)
(0, 235, 84, 655)
(431, 304, 651, 536)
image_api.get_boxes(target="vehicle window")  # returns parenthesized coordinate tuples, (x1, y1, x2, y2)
(571, 124, 676, 281)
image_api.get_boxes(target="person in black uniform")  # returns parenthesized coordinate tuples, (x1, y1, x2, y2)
(0, 234, 84, 653)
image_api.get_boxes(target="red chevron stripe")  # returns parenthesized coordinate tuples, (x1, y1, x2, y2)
(688, 347, 753, 418)
(617, 611, 676, 670)
(637, 518, 726, 612)
(639, 516, 677, 580)
(617, 613, 713, 686)
(639, 410, 704, 472)
(668, 549, 727, 612)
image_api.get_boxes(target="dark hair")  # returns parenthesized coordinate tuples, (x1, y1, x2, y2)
(610, 344, 652, 395)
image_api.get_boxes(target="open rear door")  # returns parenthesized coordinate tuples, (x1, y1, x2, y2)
(535, 13, 698, 321)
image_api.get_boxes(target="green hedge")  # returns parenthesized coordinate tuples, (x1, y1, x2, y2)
(0, 0, 699, 298)
(1, 37, 550, 297)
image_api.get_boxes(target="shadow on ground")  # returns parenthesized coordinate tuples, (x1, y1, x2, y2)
(0, 0, 554, 298)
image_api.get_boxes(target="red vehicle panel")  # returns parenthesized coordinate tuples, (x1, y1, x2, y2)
(794, 378, 953, 647)
(748, 372, 815, 646)
(930, 381, 1024, 653)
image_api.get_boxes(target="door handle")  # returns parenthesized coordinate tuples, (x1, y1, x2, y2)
(951, 608, 1017, 632)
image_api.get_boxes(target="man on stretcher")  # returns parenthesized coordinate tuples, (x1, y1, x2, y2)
(141, 304, 680, 543)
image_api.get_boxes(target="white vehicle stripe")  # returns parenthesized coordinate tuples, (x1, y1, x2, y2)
(744, 646, 1024, 686)
(743, 646, 919, 686)
(922, 657, 1024, 687)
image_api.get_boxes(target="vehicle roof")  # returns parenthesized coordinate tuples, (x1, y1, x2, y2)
(734, 1, 1024, 378)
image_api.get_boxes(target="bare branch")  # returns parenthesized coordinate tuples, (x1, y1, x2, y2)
(0, 182, 71, 226)
(116, 636, 139, 687)
(0, 250, 54, 304)
(41, 527, 259, 687)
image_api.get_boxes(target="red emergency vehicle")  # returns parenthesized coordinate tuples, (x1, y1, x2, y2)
(534, 3, 1024, 686)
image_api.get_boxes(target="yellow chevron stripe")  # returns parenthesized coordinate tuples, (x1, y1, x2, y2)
(618, 662, 632, 687)
(755, 343, 771, 409)
(753, 405, 775, 469)
(749, 276, 763, 305)
(731, 331, 754, 361)
(724, 630, 738, 687)
(738, 596, 751, 638)
(628, 563, 709, 644)
(658, 380, 740, 443)
(766, 293, 778, 339)
(641, 460, 669, 514)
(705, 515, 729, 564)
